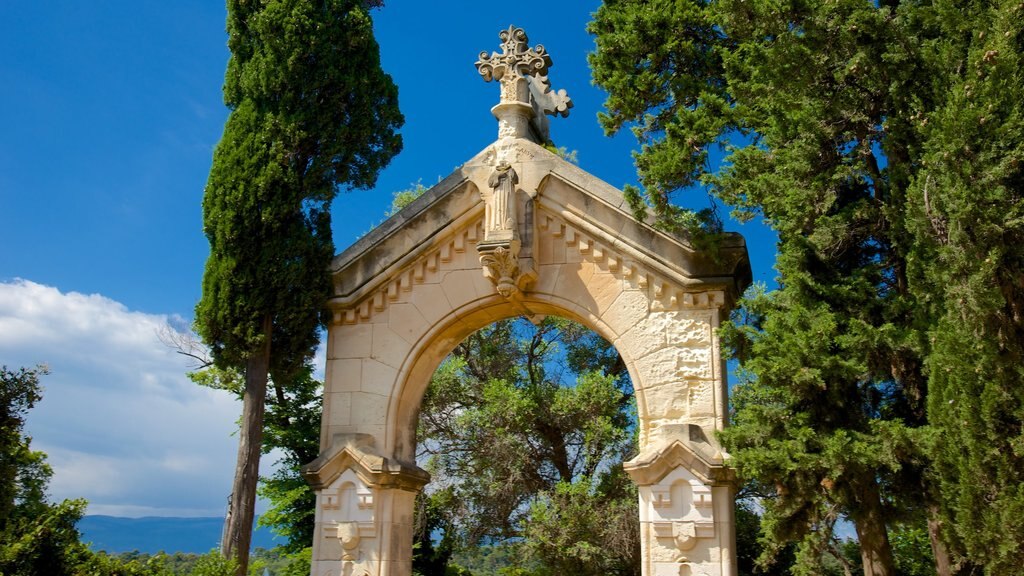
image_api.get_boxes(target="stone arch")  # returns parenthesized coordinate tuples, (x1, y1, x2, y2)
(303, 135, 749, 576)
(387, 292, 634, 464)
(300, 26, 751, 574)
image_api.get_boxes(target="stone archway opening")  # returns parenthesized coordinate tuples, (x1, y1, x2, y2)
(412, 313, 639, 571)
(301, 26, 751, 576)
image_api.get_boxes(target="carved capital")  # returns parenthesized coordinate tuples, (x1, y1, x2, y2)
(479, 242, 521, 298)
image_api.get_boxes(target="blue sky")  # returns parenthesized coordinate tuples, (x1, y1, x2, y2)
(0, 2, 776, 520)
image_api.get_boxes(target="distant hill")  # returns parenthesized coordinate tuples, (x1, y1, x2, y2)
(78, 516, 280, 555)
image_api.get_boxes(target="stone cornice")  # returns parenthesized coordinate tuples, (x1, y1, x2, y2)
(624, 424, 736, 487)
(302, 433, 429, 492)
(327, 139, 751, 324)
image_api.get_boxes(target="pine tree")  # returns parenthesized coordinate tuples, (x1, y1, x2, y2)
(587, 1, 990, 573)
(195, 2, 402, 573)
(903, 2, 1024, 572)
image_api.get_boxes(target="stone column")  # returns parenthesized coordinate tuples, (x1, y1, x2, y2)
(625, 426, 737, 576)
(303, 435, 428, 576)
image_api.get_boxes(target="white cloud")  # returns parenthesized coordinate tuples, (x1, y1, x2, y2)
(0, 279, 255, 517)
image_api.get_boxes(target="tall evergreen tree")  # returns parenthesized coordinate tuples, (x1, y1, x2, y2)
(904, 2, 1024, 572)
(586, 1, 1020, 574)
(195, 1, 402, 573)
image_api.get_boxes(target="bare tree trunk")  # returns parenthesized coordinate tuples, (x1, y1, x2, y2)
(851, 480, 896, 576)
(222, 315, 271, 576)
(926, 503, 955, 576)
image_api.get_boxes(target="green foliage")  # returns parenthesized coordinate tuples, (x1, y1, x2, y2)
(0, 364, 49, 524)
(196, 0, 402, 410)
(417, 317, 638, 574)
(411, 490, 461, 575)
(0, 498, 92, 576)
(587, 0, 1024, 573)
(0, 365, 96, 576)
(522, 469, 639, 575)
(81, 550, 236, 576)
(735, 500, 795, 576)
(387, 182, 429, 217)
(889, 524, 936, 576)
(84, 551, 171, 576)
(272, 547, 312, 576)
(247, 547, 310, 576)
(541, 142, 578, 165)
(900, 2, 1024, 572)
(255, 367, 321, 551)
(450, 542, 530, 576)
(588, 0, 727, 239)
(718, 279, 928, 572)
(86, 549, 296, 576)
(185, 550, 238, 576)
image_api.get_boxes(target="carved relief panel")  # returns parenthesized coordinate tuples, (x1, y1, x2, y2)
(643, 467, 716, 564)
(317, 469, 376, 572)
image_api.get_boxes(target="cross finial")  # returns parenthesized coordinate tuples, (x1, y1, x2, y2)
(476, 26, 573, 141)
(476, 26, 551, 104)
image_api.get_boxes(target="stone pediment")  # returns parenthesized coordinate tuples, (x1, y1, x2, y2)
(302, 433, 428, 491)
(328, 138, 751, 324)
(624, 424, 735, 487)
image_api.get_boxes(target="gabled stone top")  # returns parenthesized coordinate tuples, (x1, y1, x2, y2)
(328, 25, 748, 315)
(329, 138, 751, 311)
(624, 424, 736, 486)
(301, 433, 428, 491)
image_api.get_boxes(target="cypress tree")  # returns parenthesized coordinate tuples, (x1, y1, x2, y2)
(587, 1, 974, 573)
(195, 2, 402, 573)
(904, 2, 1024, 571)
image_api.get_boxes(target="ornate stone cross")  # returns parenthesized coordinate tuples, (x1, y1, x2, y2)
(476, 26, 572, 141)
(473, 26, 573, 300)
(476, 26, 552, 105)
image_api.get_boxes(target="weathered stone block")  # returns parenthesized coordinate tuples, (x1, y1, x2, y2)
(406, 283, 453, 327)
(439, 269, 482, 310)
(327, 392, 351, 427)
(601, 289, 650, 340)
(332, 323, 372, 359)
(384, 305, 424, 347)
(361, 358, 398, 397)
(326, 359, 361, 393)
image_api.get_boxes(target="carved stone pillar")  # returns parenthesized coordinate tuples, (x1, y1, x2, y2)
(303, 435, 428, 576)
(625, 425, 737, 576)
